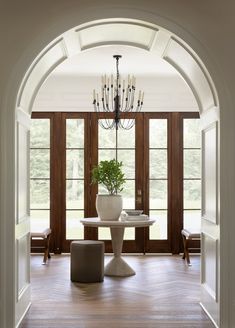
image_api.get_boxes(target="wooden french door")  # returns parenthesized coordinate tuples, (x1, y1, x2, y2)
(143, 113, 172, 253)
(30, 111, 200, 254)
(61, 113, 90, 252)
(60, 112, 145, 253)
(94, 112, 145, 253)
(143, 112, 201, 253)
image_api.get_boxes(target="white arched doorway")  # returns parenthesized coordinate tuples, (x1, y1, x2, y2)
(2, 18, 220, 328)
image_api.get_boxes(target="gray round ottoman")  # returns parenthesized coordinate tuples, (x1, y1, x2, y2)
(70, 240, 104, 283)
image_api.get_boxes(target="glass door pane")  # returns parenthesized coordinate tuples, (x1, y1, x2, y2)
(30, 119, 50, 231)
(149, 119, 168, 240)
(98, 120, 135, 240)
(66, 119, 84, 240)
(183, 119, 201, 231)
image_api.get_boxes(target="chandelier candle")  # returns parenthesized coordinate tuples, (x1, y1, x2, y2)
(93, 55, 144, 130)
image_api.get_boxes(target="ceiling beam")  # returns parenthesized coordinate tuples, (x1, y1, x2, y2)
(149, 30, 171, 57)
(62, 30, 82, 57)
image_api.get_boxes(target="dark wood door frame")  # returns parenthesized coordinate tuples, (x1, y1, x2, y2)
(90, 112, 145, 253)
(178, 112, 200, 254)
(30, 112, 62, 253)
(60, 112, 92, 252)
(31, 111, 200, 254)
(143, 113, 172, 253)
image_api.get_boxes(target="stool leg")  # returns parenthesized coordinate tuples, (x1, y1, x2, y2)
(48, 233, 51, 259)
(185, 240, 191, 265)
(182, 234, 191, 265)
(182, 234, 186, 260)
(43, 234, 51, 264)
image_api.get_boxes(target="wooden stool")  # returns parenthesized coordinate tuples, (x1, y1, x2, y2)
(70, 240, 104, 283)
(181, 229, 201, 265)
(31, 228, 52, 264)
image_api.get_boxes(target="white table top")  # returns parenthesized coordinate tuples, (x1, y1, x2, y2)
(80, 217, 155, 228)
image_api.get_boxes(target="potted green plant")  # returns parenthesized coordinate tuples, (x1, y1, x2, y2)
(91, 159, 126, 221)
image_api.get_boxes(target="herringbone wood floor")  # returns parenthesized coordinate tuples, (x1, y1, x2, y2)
(20, 255, 214, 328)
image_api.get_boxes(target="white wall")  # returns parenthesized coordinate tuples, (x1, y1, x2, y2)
(33, 74, 198, 112)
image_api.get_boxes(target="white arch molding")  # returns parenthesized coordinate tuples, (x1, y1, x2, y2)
(2, 18, 221, 328)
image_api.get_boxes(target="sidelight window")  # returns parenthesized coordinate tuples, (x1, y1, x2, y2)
(149, 119, 168, 240)
(30, 119, 50, 230)
(183, 119, 201, 231)
(65, 119, 85, 240)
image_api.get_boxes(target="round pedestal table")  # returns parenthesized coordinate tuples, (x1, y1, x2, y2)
(80, 217, 155, 277)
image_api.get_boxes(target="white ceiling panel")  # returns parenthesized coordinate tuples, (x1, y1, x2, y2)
(78, 23, 157, 50)
(53, 45, 178, 76)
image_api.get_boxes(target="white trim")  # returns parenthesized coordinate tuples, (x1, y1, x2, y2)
(16, 232, 30, 301)
(18, 283, 30, 302)
(16, 123, 30, 224)
(63, 30, 82, 58)
(201, 232, 218, 302)
(16, 108, 31, 128)
(15, 218, 30, 238)
(164, 54, 203, 112)
(170, 37, 218, 107)
(75, 18, 159, 33)
(149, 30, 171, 56)
(201, 121, 218, 224)
(15, 302, 31, 328)
(16, 37, 64, 108)
(80, 40, 150, 51)
(200, 302, 219, 328)
(200, 106, 220, 129)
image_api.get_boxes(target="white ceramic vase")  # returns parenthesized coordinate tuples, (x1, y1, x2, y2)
(96, 194, 123, 221)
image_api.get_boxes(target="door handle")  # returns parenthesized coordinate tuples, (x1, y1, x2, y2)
(136, 189, 142, 204)
(136, 196, 142, 204)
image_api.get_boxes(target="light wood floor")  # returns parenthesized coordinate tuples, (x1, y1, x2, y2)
(20, 255, 214, 328)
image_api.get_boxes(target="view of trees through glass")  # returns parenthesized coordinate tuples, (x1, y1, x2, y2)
(183, 119, 201, 230)
(30, 113, 201, 252)
(149, 119, 168, 240)
(30, 119, 50, 230)
(98, 120, 135, 240)
(66, 119, 84, 239)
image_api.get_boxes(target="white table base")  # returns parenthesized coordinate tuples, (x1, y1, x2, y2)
(104, 227, 135, 277)
(80, 217, 155, 278)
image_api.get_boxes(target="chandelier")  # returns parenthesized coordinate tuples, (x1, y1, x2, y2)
(93, 55, 144, 130)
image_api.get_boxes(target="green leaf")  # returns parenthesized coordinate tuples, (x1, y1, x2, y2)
(91, 159, 126, 195)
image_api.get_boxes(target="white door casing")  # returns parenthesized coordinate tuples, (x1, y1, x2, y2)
(200, 108, 220, 327)
(15, 108, 31, 327)
(161, 36, 220, 326)
(1, 18, 221, 327)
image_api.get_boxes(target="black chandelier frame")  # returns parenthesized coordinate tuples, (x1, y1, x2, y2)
(93, 55, 144, 130)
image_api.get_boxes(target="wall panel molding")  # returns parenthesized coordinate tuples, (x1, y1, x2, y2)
(16, 232, 30, 300)
(201, 232, 218, 301)
(163, 38, 217, 113)
(202, 121, 218, 224)
(17, 38, 68, 114)
(16, 123, 30, 224)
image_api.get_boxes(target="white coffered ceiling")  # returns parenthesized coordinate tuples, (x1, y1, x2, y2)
(33, 28, 200, 112)
(53, 45, 178, 76)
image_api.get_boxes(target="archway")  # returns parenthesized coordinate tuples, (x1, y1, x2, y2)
(1, 18, 220, 328)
